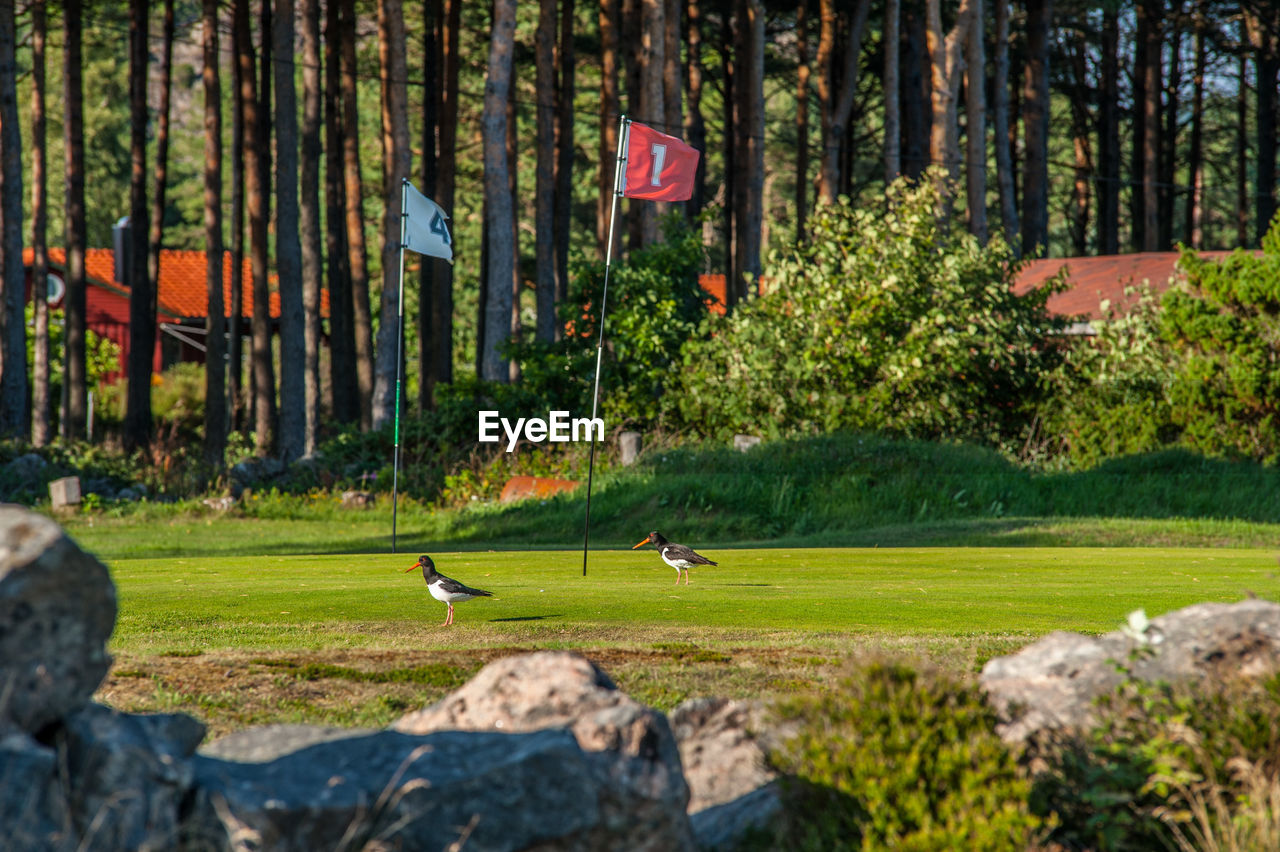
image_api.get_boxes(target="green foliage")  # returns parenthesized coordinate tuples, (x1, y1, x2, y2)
(25, 305, 123, 395)
(760, 661, 1043, 851)
(1034, 286, 1181, 469)
(509, 215, 711, 427)
(1160, 232, 1280, 462)
(671, 171, 1067, 445)
(1031, 670, 1280, 851)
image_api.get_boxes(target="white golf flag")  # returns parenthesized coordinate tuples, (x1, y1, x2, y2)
(402, 181, 453, 262)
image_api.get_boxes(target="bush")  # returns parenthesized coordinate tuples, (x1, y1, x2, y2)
(670, 171, 1067, 447)
(759, 660, 1043, 851)
(1031, 667, 1280, 851)
(509, 214, 711, 428)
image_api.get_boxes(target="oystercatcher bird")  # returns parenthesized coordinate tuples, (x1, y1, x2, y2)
(632, 531, 717, 585)
(403, 555, 492, 626)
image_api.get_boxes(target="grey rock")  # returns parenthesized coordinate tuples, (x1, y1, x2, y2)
(0, 506, 115, 733)
(0, 731, 75, 852)
(981, 599, 1280, 743)
(190, 727, 608, 852)
(395, 651, 697, 851)
(60, 703, 206, 852)
(670, 697, 787, 850)
(200, 724, 372, 763)
(619, 431, 643, 466)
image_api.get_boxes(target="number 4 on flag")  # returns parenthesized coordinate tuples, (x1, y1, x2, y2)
(622, 121, 701, 203)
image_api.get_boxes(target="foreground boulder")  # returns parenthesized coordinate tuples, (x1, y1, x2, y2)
(394, 651, 696, 851)
(669, 697, 784, 850)
(0, 506, 115, 733)
(981, 599, 1280, 743)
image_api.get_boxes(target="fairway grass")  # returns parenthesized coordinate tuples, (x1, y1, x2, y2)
(98, 545, 1280, 736)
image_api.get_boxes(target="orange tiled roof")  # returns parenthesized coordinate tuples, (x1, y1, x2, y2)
(25, 246, 329, 320)
(1013, 251, 1245, 320)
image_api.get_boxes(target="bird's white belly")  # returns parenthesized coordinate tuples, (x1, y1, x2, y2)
(429, 582, 474, 604)
(660, 549, 694, 570)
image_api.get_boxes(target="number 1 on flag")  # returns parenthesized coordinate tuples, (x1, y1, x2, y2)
(622, 121, 699, 202)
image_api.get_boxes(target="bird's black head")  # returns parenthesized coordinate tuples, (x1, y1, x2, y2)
(404, 554, 437, 575)
(632, 530, 667, 550)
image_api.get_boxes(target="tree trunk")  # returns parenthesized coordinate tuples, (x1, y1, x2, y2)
(902, 5, 930, 179)
(300, 0, 323, 453)
(1184, 0, 1205, 248)
(481, 0, 517, 382)
(203, 0, 227, 467)
(1236, 51, 1248, 247)
(62, 0, 88, 441)
(1249, 7, 1279, 242)
(505, 59, 521, 384)
(554, 0, 576, 314)
(1097, 6, 1119, 254)
(637, 0, 665, 246)
(964, 0, 986, 242)
(535, 0, 557, 343)
(735, 0, 765, 295)
(30, 0, 51, 446)
(1020, 0, 1050, 256)
(883, 0, 900, 184)
(325, 0, 355, 424)
(372, 0, 412, 429)
(275, 0, 305, 462)
(796, 0, 811, 239)
(0, 0, 24, 439)
(991, 0, 1017, 252)
(229, 0, 246, 431)
(432, 0, 460, 391)
(684, 0, 707, 221)
(124, 0, 153, 452)
(926, 0, 973, 190)
(1142, 0, 1160, 251)
(599, 0, 621, 257)
(1130, 2, 1148, 251)
(1159, 17, 1181, 250)
(817, 0, 872, 202)
(721, 17, 737, 308)
(419, 0, 440, 406)
(237, 0, 276, 454)
(340, 0, 374, 429)
(147, 0, 175, 404)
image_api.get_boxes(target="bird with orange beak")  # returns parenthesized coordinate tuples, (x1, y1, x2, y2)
(404, 555, 492, 625)
(632, 531, 717, 585)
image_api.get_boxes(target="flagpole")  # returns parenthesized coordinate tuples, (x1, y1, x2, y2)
(582, 114, 630, 578)
(391, 178, 409, 553)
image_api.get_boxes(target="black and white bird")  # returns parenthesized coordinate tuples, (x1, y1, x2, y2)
(632, 531, 717, 585)
(403, 555, 493, 626)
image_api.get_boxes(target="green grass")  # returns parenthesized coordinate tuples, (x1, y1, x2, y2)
(57, 434, 1280, 560)
(107, 546, 1278, 655)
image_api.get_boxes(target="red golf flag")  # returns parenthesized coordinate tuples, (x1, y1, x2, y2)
(622, 121, 700, 202)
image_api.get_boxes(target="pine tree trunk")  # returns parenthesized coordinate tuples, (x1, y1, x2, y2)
(229, 0, 246, 431)
(1097, 6, 1119, 254)
(124, 0, 153, 452)
(0, 0, 25, 439)
(554, 0, 576, 314)
(30, 0, 51, 446)
(883, 0, 900, 185)
(372, 0, 412, 429)
(299, 0, 323, 454)
(598, 0, 621, 258)
(684, 0, 706, 221)
(62, 0, 88, 441)
(433, 0, 460, 389)
(147, 0, 175, 383)
(535, 0, 557, 343)
(340, 0, 374, 429)
(796, 0, 811, 239)
(965, 0, 986, 242)
(1235, 51, 1248, 247)
(419, 0, 440, 406)
(1142, 0, 1160, 251)
(481, 0, 517, 382)
(325, 0, 356, 424)
(637, 0, 666, 246)
(1184, 0, 1205, 248)
(735, 0, 765, 294)
(275, 0, 305, 461)
(203, 0, 227, 468)
(1020, 0, 1050, 256)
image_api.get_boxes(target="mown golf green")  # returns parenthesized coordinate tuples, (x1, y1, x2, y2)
(109, 546, 1277, 653)
(89, 539, 1280, 736)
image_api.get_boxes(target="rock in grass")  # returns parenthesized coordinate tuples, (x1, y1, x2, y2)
(394, 651, 697, 852)
(981, 598, 1280, 743)
(0, 506, 116, 733)
(191, 727, 615, 852)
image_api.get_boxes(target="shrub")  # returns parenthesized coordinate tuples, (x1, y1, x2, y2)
(670, 170, 1067, 447)
(760, 660, 1043, 851)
